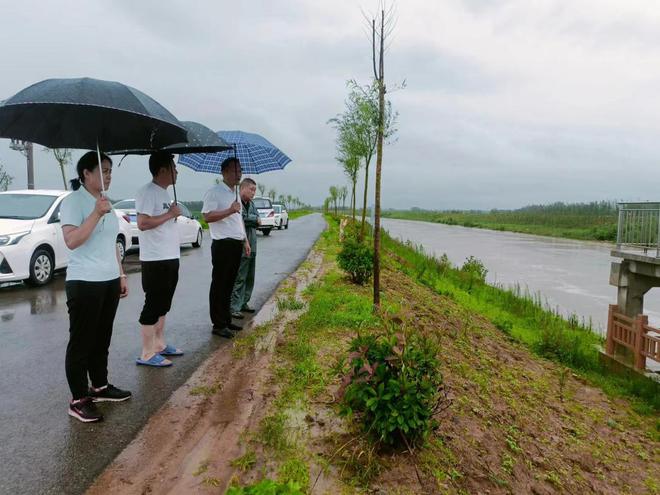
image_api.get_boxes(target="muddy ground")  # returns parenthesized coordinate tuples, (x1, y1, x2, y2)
(87, 237, 659, 495)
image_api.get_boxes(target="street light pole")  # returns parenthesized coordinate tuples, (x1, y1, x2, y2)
(9, 140, 35, 189)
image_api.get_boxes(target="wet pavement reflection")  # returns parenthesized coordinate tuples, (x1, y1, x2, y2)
(0, 214, 325, 495)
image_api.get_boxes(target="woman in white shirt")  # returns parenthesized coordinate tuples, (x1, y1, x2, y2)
(60, 151, 131, 423)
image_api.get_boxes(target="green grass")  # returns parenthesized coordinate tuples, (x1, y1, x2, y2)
(277, 296, 305, 311)
(382, 230, 660, 414)
(189, 380, 223, 397)
(383, 201, 618, 242)
(289, 209, 314, 220)
(231, 450, 257, 471)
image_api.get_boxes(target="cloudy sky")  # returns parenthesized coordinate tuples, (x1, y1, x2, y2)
(2, 0, 660, 209)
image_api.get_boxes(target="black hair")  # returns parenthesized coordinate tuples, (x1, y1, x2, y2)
(70, 151, 112, 191)
(220, 157, 240, 171)
(148, 152, 175, 177)
(240, 177, 256, 188)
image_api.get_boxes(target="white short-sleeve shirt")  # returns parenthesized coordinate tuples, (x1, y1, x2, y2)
(135, 182, 180, 261)
(60, 187, 120, 282)
(201, 182, 245, 240)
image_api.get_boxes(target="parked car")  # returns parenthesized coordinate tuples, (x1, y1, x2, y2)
(113, 199, 203, 249)
(253, 197, 275, 236)
(272, 204, 289, 230)
(0, 189, 133, 286)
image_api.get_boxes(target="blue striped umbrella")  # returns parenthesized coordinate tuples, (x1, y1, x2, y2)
(178, 130, 291, 175)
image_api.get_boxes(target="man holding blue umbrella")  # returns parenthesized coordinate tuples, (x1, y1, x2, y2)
(202, 158, 250, 337)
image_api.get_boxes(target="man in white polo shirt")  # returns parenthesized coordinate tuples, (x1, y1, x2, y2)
(202, 157, 250, 338)
(134, 152, 183, 367)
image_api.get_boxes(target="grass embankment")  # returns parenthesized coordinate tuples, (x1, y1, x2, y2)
(289, 209, 314, 220)
(227, 217, 658, 494)
(383, 201, 618, 242)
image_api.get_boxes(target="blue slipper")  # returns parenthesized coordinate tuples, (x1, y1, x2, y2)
(136, 354, 172, 367)
(159, 344, 184, 357)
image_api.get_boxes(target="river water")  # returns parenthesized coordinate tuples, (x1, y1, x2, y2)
(381, 218, 660, 334)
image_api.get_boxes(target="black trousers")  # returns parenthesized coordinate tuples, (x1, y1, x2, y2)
(210, 238, 243, 328)
(65, 279, 120, 400)
(139, 259, 179, 325)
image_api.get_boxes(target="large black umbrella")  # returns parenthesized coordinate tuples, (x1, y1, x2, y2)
(0, 77, 186, 150)
(110, 121, 232, 203)
(0, 77, 187, 191)
(110, 121, 232, 156)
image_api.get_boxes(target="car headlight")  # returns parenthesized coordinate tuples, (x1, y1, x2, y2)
(0, 231, 30, 246)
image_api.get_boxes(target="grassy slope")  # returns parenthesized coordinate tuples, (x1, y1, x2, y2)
(382, 209, 618, 242)
(227, 218, 659, 494)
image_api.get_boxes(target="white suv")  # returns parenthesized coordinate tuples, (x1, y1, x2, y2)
(273, 204, 289, 230)
(253, 197, 276, 236)
(0, 190, 133, 286)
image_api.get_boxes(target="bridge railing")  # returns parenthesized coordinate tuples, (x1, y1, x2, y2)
(606, 305, 660, 370)
(616, 202, 660, 256)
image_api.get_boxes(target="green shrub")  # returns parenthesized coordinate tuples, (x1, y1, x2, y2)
(340, 332, 448, 446)
(226, 479, 303, 495)
(460, 255, 487, 282)
(342, 218, 363, 242)
(337, 239, 373, 285)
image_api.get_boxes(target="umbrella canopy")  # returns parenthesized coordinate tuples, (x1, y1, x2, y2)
(0, 77, 187, 152)
(178, 130, 291, 175)
(109, 121, 232, 155)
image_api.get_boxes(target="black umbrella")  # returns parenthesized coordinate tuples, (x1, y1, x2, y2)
(111, 121, 232, 156)
(110, 121, 232, 204)
(0, 77, 187, 192)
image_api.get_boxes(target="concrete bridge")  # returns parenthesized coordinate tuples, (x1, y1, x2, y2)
(608, 202, 660, 375)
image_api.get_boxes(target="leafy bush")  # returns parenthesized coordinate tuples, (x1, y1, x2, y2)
(460, 255, 488, 291)
(226, 479, 303, 495)
(460, 256, 487, 282)
(341, 218, 363, 242)
(340, 332, 448, 446)
(337, 239, 373, 285)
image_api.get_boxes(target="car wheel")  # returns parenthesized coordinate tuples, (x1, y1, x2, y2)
(262, 228, 271, 236)
(26, 248, 54, 286)
(116, 237, 126, 262)
(192, 229, 203, 248)
(285, 220, 289, 230)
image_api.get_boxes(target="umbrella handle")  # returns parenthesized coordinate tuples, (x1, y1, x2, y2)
(171, 164, 178, 223)
(96, 141, 105, 196)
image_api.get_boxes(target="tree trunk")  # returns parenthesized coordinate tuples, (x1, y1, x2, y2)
(351, 179, 356, 220)
(59, 163, 68, 190)
(373, 10, 385, 310)
(360, 159, 370, 239)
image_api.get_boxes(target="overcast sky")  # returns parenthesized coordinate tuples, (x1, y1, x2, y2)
(2, 0, 660, 209)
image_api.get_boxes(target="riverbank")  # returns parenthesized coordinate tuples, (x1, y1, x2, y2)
(87, 216, 658, 494)
(383, 206, 617, 242)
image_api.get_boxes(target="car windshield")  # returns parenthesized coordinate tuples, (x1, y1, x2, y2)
(0, 194, 58, 220)
(253, 198, 272, 209)
(113, 200, 135, 210)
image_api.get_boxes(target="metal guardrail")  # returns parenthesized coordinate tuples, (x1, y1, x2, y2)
(616, 202, 660, 256)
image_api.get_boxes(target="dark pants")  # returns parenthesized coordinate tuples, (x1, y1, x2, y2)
(231, 255, 256, 313)
(65, 279, 120, 400)
(210, 238, 243, 328)
(139, 259, 179, 325)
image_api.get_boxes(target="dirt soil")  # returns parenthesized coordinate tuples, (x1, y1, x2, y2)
(87, 241, 659, 495)
(86, 250, 324, 495)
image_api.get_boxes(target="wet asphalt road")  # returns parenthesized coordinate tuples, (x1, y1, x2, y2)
(0, 213, 325, 495)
